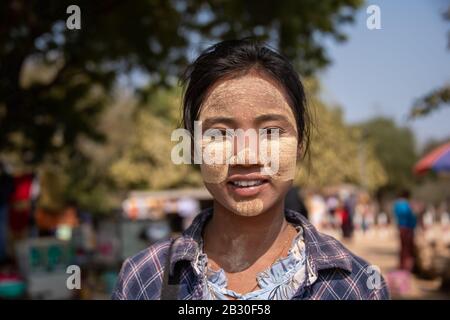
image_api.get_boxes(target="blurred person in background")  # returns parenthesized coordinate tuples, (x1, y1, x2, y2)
(356, 193, 373, 235)
(393, 190, 417, 271)
(306, 192, 327, 230)
(377, 211, 389, 238)
(8, 172, 38, 240)
(344, 193, 356, 236)
(0, 162, 14, 263)
(326, 194, 339, 222)
(177, 197, 201, 230)
(336, 199, 352, 239)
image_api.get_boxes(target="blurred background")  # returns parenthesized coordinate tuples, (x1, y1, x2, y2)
(0, 0, 449, 300)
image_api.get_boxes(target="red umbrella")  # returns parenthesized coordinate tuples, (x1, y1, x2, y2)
(414, 142, 450, 175)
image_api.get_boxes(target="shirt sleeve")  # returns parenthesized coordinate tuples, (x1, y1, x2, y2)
(111, 258, 133, 300)
(368, 275, 391, 300)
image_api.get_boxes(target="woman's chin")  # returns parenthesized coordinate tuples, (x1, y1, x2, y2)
(220, 198, 264, 217)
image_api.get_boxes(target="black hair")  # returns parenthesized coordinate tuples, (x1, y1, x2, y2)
(180, 38, 311, 158)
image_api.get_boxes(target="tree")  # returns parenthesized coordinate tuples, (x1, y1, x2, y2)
(58, 88, 203, 214)
(409, 5, 450, 118)
(355, 117, 417, 193)
(295, 80, 387, 192)
(410, 85, 450, 118)
(108, 88, 203, 191)
(0, 0, 363, 163)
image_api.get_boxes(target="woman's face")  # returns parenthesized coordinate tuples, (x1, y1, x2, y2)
(198, 69, 299, 217)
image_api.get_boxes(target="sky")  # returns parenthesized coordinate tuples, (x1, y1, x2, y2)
(319, 0, 450, 149)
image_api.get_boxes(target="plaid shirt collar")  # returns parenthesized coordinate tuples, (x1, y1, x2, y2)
(168, 207, 353, 275)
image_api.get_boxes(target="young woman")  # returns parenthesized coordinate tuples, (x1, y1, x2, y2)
(112, 39, 390, 300)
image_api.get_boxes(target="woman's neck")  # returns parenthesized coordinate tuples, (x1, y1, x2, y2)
(202, 199, 288, 272)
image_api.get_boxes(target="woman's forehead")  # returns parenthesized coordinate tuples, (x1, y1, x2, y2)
(198, 72, 296, 125)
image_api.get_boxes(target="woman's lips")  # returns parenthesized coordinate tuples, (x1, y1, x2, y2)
(226, 179, 269, 197)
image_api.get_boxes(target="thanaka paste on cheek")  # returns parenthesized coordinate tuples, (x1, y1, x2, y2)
(260, 136, 298, 181)
(200, 164, 228, 184)
(200, 139, 232, 183)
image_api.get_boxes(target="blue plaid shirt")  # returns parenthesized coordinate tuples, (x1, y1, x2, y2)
(112, 208, 390, 300)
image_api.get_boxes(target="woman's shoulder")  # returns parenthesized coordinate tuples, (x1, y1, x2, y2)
(111, 239, 173, 300)
(127, 239, 173, 267)
(307, 230, 390, 300)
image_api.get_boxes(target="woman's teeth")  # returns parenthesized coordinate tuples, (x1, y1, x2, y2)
(230, 180, 265, 187)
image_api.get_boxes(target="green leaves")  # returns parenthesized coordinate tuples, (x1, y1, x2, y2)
(295, 92, 387, 192)
(409, 85, 450, 119)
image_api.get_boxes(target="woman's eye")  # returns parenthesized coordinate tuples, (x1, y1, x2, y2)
(262, 127, 282, 138)
(204, 128, 229, 138)
(215, 129, 233, 137)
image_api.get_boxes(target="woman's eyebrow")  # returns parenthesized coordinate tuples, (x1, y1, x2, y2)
(202, 116, 235, 128)
(255, 113, 291, 124)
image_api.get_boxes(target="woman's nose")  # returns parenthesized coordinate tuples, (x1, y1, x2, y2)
(230, 133, 261, 166)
